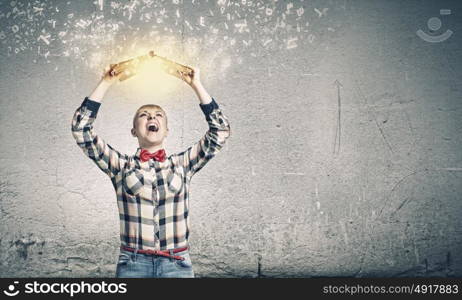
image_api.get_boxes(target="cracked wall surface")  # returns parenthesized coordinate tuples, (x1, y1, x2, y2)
(0, 0, 461, 277)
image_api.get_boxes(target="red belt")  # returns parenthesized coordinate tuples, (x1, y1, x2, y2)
(121, 245, 187, 261)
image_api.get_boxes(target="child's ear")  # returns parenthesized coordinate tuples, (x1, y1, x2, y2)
(131, 128, 137, 137)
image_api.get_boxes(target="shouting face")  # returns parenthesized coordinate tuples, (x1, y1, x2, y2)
(131, 105, 168, 150)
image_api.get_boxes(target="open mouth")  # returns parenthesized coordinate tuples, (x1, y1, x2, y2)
(147, 124, 159, 132)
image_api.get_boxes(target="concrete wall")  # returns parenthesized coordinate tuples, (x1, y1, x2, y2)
(0, 0, 461, 277)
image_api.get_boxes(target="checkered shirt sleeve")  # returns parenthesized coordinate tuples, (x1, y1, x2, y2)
(71, 97, 128, 178)
(179, 98, 231, 177)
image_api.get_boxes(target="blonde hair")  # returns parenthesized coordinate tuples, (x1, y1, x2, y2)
(132, 104, 168, 129)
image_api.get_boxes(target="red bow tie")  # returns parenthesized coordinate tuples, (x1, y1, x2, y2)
(140, 149, 166, 162)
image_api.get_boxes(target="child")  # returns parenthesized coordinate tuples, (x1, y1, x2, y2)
(71, 65, 230, 278)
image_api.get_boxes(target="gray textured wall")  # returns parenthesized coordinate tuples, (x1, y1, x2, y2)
(1, 0, 461, 277)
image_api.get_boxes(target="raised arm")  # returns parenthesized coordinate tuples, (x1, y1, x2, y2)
(174, 67, 231, 177)
(71, 69, 128, 179)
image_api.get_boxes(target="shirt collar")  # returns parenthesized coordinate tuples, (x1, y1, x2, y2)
(134, 147, 142, 159)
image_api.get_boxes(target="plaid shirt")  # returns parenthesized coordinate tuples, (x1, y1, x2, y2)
(71, 97, 230, 251)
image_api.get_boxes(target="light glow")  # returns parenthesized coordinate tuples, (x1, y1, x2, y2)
(107, 41, 193, 102)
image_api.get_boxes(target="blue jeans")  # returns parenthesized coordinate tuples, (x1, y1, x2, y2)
(115, 248, 195, 278)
